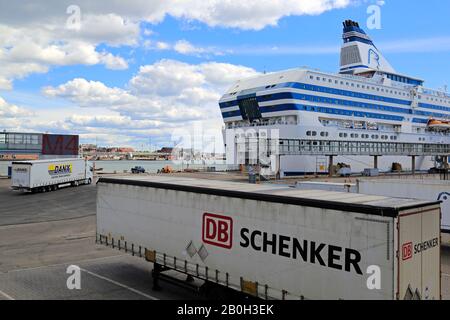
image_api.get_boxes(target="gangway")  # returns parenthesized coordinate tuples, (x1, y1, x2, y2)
(240, 138, 450, 176)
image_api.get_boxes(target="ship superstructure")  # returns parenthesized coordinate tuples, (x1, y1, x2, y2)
(219, 20, 450, 176)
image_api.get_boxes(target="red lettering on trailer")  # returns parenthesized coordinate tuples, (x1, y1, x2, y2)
(402, 242, 412, 261)
(202, 213, 233, 249)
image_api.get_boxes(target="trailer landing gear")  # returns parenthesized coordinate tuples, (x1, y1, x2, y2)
(152, 263, 163, 291)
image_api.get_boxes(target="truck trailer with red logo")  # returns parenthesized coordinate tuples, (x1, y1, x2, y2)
(96, 176, 442, 300)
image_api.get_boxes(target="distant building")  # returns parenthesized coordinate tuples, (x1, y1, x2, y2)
(158, 147, 174, 154)
(0, 132, 79, 160)
(117, 147, 134, 153)
(79, 144, 97, 153)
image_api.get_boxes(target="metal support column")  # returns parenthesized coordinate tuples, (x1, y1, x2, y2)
(373, 156, 379, 169)
(411, 156, 416, 175)
(152, 263, 162, 291)
(328, 155, 334, 177)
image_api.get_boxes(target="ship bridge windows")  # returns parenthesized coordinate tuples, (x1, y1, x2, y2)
(238, 97, 262, 122)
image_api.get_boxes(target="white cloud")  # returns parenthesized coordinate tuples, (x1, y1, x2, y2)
(167, 0, 352, 30)
(42, 78, 136, 107)
(0, 0, 354, 88)
(174, 40, 205, 55)
(0, 96, 34, 119)
(0, 13, 135, 89)
(99, 52, 129, 70)
(156, 42, 171, 50)
(39, 59, 259, 147)
(130, 60, 206, 96)
(0, 1, 353, 30)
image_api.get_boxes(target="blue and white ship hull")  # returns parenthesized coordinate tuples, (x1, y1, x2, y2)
(219, 20, 450, 176)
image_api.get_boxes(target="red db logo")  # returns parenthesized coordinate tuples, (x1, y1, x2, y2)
(402, 242, 413, 261)
(202, 213, 233, 249)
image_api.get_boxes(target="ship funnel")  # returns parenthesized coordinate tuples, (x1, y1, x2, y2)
(339, 20, 395, 75)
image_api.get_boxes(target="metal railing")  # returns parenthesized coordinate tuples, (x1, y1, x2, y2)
(242, 139, 450, 156)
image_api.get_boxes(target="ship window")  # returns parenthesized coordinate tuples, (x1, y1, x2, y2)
(237, 97, 262, 122)
(317, 77, 320, 80)
(310, 76, 314, 80)
(307, 131, 311, 136)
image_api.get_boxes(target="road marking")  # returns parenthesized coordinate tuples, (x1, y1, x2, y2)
(0, 289, 15, 300)
(80, 268, 158, 300)
(7, 254, 126, 274)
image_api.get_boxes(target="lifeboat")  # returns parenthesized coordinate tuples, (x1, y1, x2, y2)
(427, 119, 450, 131)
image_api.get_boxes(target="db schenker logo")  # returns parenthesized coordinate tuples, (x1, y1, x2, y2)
(402, 242, 413, 261)
(202, 213, 233, 249)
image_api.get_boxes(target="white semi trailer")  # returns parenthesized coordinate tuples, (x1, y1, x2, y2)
(11, 158, 93, 192)
(357, 179, 450, 233)
(96, 176, 442, 300)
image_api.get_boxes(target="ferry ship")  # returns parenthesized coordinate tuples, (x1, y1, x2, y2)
(219, 20, 450, 176)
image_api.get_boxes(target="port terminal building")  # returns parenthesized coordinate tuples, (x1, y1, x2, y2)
(0, 131, 79, 176)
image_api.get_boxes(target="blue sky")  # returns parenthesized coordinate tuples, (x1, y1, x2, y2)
(1, 0, 450, 149)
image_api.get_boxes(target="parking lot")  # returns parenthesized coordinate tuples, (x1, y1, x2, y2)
(0, 178, 201, 300)
(0, 177, 449, 300)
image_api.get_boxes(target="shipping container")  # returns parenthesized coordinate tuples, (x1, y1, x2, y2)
(96, 176, 441, 300)
(11, 158, 93, 192)
(358, 179, 450, 233)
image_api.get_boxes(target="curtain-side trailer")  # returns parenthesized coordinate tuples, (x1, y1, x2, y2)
(357, 179, 450, 233)
(11, 158, 93, 192)
(96, 176, 441, 300)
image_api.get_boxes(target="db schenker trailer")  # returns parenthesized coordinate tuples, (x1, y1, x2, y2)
(11, 158, 93, 192)
(96, 176, 442, 300)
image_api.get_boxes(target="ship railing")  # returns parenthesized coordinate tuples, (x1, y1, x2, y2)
(239, 138, 450, 156)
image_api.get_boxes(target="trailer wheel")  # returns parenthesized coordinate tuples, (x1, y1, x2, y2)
(87, 178, 92, 185)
